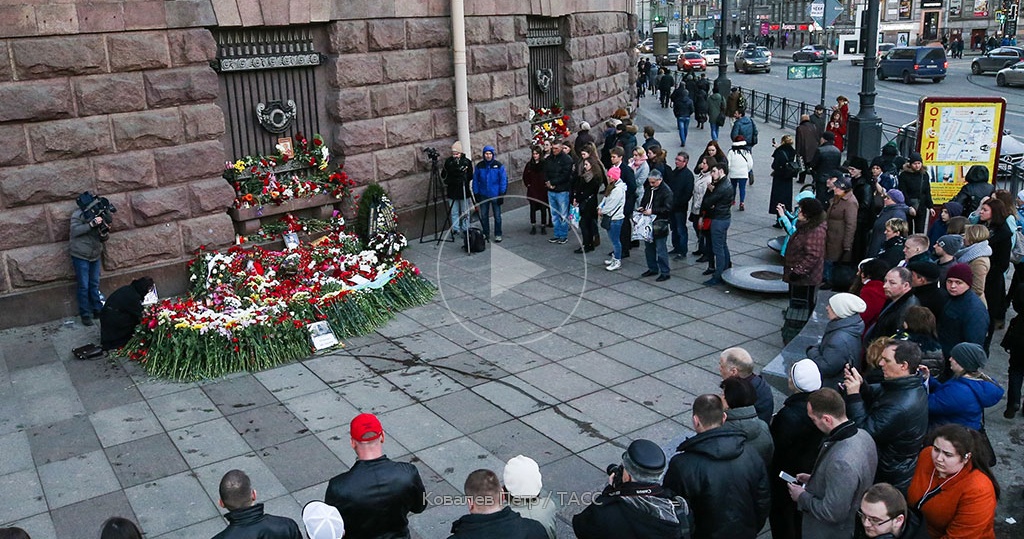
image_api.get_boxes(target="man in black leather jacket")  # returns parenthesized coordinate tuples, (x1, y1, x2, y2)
(573, 439, 685, 539)
(842, 341, 928, 493)
(214, 469, 302, 539)
(809, 132, 843, 206)
(325, 414, 427, 539)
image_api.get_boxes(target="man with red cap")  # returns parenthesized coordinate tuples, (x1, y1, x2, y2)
(324, 413, 427, 539)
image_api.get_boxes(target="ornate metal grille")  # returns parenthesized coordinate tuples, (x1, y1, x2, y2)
(526, 17, 564, 110)
(213, 27, 325, 158)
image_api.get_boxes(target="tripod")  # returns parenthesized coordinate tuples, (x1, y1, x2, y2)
(418, 152, 454, 244)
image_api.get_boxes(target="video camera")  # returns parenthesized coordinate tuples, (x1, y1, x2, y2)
(76, 191, 116, 242)
(422, 147, 440, 161)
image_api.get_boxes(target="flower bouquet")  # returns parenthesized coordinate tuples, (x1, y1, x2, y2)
(120, 226, 434, 381)
(529, 104, 572, 145)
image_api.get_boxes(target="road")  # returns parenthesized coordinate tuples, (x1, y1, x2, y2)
(712, 53, 1024, 136)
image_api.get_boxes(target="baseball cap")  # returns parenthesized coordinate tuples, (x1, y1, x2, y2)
(350, 413, 383, 442)
(303, 501, 345, 539)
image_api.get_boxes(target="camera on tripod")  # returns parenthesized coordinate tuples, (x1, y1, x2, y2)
(422, 146, 440, 162)
(76, 191, 116, 242)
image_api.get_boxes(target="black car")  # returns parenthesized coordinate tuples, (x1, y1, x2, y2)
(734, 49, 771, 73)
(971, 46, 1024, 74)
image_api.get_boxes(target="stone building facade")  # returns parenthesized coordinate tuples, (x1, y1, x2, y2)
(0, 0, 635, 328)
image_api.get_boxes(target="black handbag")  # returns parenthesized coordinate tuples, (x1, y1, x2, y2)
(652, 218, 670, 238)
(600, 215, 612, 230)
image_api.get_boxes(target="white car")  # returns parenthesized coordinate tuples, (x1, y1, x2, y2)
(756, 46, 773, 59)
(700, 48, 720, 65)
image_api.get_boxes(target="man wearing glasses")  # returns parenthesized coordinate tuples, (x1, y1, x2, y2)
(786, 387, 877, 538)
(855, 483, 930, 538)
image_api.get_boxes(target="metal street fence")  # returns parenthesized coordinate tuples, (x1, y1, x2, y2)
(736, 86, 1024, 194)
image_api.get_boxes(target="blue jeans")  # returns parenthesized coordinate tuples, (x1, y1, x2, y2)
(449, 198, 469, 234)
(72, 256, 103, 317)
(710, 122, 720, 141)
(731, 177, 747, 203)
(478, 200, 502, 238)
(645, 234, 670, 275)
(710, 218, 731, 281)
(670, 211, 689, 254)
(677, 116, 691, 146)
(608, 219, 623, 259)
(548, 191, 570, 239)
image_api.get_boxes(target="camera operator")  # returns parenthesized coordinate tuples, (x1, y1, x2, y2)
(441, 142, 474, 238)
(572, 439, 686, 539)
(70, 192, 114, 326)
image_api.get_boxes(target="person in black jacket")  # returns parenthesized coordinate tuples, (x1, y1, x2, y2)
(950, 164, 994, 215)
(842, 341, 929, 493)
(718, 347, 775, 424)
(864, 267, 920, 345)
(853, 483, 930, 539)
(897, 153, 933, 234)
(325, 414, 427, 539)
(671, 86, 695, 146)
(808, 132, 843, 206)
(448, 469, 547, 539)
(544, 140, 575, 244)
(905, 261, 947, 321)
(638, 169, 674, 281)
(99, 276, 153, 350)
(214, 470, 302, 539)
(573, 439, 685, 539)
(849, 157, 879, 261)
(769, 360, 825, 539)
(657, 67, 675, 108)
(441, 141, 474, 236)
(665, 151, 695, 259)
(664, 394, 771, 539)
(701, 162, 735, 285)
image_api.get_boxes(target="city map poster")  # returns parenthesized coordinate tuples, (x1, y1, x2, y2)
(917, 96, 1006, 203)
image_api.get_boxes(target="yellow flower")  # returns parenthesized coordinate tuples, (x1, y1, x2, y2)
(234, 160, 245, 172)
(174, 321, 190, 329)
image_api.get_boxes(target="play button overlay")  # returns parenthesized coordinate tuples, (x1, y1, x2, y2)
(489, 243, 547, 298)
(434, 194, 589, 346)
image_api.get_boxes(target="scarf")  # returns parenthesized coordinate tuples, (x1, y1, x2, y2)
(955, 240, 993, 264)
(630, 152, 647, 171)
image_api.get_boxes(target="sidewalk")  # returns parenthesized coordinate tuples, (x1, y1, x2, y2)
(1, 104, 1021, 538)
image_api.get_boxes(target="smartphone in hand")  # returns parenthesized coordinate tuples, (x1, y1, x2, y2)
(779, 471, 803, 486)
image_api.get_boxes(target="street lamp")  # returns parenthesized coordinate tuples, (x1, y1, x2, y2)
(846, 0, 882, 160)
(718, 0, 732, 97)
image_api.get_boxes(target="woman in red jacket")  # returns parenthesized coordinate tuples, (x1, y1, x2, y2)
(907, 424, 999, 539)
(850, 257, 890, 332)
(826, 109, 847, 153)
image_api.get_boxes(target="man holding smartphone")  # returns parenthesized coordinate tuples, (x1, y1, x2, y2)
(786, 388, 878, 538)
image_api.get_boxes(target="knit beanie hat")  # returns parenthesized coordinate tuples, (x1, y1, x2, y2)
(790, 359, 822, 393)
(950, 342, 987, 372)
(937, 234, 964, 255)
(945, 263, 973, 287)
(452, 141, 464, 153)
(829, 293, 867, 319)
(607, 166, 621, 181)
(503, 455, 543, 497)
(303, 501, 345, 539)
(943, 201, 964, 218)
(886, 189, 905, 204)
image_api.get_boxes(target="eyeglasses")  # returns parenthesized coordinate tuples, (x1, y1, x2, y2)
(857, 510, 896, 527)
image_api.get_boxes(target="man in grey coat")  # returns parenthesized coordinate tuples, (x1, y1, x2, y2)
(788, 388, 878, 539)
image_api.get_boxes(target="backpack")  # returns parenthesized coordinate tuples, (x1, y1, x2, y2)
(1011, 226, 1024, 264)
(749, 120, 758, 147)
(465, 227, 486, 253)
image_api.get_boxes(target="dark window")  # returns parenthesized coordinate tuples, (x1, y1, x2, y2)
(921, 49, 946, 62)
(893, 49, 916, 60)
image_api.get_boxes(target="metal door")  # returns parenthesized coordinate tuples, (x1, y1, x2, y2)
(527, 17, 564, 110)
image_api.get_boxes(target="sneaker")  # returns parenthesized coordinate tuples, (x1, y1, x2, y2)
(606, 259, 621, 271)
(548, 237, 560, 243)
(495, 236, 502, 243)
(556, 237, 568, 244)
(604, 259, 615, 265)
(656, 274, 671, 282)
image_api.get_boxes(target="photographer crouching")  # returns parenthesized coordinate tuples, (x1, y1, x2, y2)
(70, 192, 115, 326)
(572, 439, 691, 538)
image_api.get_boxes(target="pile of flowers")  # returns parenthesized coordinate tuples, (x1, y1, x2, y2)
(225, 133, 357, 209)
(121, 225, 435, 381)
(529, 104, 572, 145)
(236, 213, 346, 244)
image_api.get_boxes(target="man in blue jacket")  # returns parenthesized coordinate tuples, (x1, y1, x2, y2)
(473, 145, 508, 242)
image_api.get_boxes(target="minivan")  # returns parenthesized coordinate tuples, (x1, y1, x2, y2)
(877, 46, 947, 83)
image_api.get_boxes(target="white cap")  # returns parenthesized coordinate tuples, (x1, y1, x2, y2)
(580, 121, 591, 131)
(790, 359, 822, 393)
(303, 501, 345, 539)
(829, 293, 867, 319)
(503, 455, 542, 497)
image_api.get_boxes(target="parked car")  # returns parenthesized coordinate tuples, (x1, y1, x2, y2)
(637, 38, 653, 54)
(734, 48, 771, 73)
(678, 51, 707, 72)
(701, 48, 720, 65)
(657, 43, 682, 66)
(851, 43, 896, 65)
(792, 44, 837, 62)
(997, 60, 1024, 86)
(877, 46, 947, 83)
(972, 46, 1024, 74)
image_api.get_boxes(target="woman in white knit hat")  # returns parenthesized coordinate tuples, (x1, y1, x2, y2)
(807, 293, 867, 390)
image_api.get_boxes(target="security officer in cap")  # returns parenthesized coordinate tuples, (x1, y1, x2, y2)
(572, 439, 687, 538)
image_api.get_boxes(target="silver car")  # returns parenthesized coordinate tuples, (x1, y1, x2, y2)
(997, 60, 1024, 87)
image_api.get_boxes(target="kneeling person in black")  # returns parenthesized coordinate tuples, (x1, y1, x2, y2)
(572, 439, 685, 539)
(99, 276, 153, 350)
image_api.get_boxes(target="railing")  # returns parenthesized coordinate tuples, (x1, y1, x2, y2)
(737, 86, 1024, 193)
